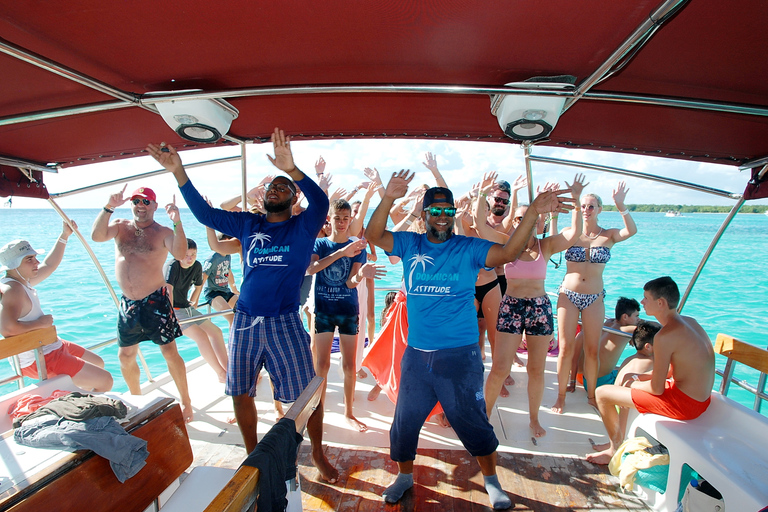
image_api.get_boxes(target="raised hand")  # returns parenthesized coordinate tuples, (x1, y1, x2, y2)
(318, 173, 332, 192)
(315, 156, 326, 176)
(480, 171, 498, 194)
(531, 189, 575, 216)
(363, 181, 380, 199)
(423, 152, 439, 173)
(359, 262, 387, 280)
(613, 181, 629, 205)
(511, 174, 527, 192)
(62, 219, 78, 237)
(565, 173, 588, 198)
(330, 187, 347, 202)
(343, 238, 368, 257)
(147, 143, 183, 175)
(165, 194, 181, 224)
(107, 184, 129, 209)
(536, 181, 561, 194)
(363, 167, 382, 185)
(266, 127, 295, 172)
(384, 170, 414, 200)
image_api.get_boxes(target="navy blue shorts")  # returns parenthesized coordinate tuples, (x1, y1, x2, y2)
(117, 287, 182, 347)
(390, 344, 498, 461)
(314, 311, 359, 336)
(226, 310, 315, 402)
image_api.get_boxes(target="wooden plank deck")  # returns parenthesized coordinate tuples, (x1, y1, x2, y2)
(150, 352, 653, 511)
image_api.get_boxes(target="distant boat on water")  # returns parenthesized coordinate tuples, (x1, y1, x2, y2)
(665, 210, 682, 217)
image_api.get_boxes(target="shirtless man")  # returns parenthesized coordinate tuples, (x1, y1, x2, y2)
(576, 297, 640, 394)
(587, 276, 715, 464)
(91, 186, 193, 422)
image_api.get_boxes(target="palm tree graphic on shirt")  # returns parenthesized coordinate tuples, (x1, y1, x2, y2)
(246, 232, 271, 267)
(407, 253, 434, 290)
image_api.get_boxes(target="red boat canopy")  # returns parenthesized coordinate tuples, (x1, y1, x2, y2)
(1, 0, 767, 198)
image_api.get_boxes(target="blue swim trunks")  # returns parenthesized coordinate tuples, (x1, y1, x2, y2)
(583, 368, 619, 394)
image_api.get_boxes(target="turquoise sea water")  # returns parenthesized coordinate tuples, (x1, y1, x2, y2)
(1, 208, 766, 411)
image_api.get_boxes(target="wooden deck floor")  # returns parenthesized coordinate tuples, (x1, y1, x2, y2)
(152, 354, 653, 511)
(297, 446, 650, 511)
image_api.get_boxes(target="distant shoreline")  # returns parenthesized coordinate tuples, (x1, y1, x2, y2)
(603, 205, 768, 214)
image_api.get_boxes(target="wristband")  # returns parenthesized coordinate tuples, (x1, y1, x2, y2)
(173, 221, 181, 229)
(103, 206, 114, 214)
(58, 238, 68, 245)
(619, 209, 629, 216)
(405, 219, 414, 226)
(481, 192, 487, 198)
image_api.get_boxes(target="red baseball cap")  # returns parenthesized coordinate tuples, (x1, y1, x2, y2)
(130, 187, 156, 202)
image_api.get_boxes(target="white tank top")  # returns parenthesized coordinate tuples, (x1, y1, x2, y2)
(1, 277, 62, 367)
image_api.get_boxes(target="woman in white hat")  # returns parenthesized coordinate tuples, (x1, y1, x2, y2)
(0, 221, 113, 391)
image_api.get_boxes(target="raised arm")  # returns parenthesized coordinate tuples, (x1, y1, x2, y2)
(485, 189, 575, 268)
(349, 181, 380, 236)
(422, 152, 449, 189)
(542, 174, 586, 256)
(367, 170, 414, 253)
(91, 184, 128, 242)
(611, 181, 638, 242)
(32, 220, 77, 285)
(163, 194, 188, 260)
(307, 239, 367, 275)
(363, 167, 385, 200)
(472, 187, 508, 245)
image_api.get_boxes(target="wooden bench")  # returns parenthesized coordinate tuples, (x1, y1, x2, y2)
(627, 334, 768, 512)
(0, 327, 194, 512)
(161, 375, 324, 512)
(0, 326, 59, 384)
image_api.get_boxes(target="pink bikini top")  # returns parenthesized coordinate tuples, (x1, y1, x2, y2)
(504, 239, 547, 280)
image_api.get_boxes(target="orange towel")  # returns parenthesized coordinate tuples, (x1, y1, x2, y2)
(363, 291, 443, 419)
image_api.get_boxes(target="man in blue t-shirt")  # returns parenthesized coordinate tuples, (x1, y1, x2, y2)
(148, 128, 338, 484)
(367, 170, 572, 509)
(308, 199, 385, 433)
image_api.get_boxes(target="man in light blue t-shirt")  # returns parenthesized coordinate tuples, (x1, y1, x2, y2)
(367, 170, 572, 509)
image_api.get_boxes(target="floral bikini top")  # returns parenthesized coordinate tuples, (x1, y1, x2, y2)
(564, 245, 611, 264)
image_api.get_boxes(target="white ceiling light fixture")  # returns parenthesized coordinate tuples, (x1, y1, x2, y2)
(491, 77, 575, 142)
(154, 97, 239, 143)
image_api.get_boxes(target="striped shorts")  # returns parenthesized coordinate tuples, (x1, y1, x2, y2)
(226, 310, 315, 403)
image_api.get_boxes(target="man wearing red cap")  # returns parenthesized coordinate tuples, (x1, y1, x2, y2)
(91, 184, 194, 422)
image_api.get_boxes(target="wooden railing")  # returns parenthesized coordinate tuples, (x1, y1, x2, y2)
(715, 333, 768, 413)
(0, 326, 58, 386)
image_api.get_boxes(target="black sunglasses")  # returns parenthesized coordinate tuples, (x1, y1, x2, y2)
(132, 198, 151, 206)
(427, 206, 457, 217)
(493, 196, 510, 205)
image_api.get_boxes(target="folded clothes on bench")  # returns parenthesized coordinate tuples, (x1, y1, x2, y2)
(14, 414, 149, 482)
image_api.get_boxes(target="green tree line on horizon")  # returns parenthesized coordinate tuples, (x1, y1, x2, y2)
(603, 204, 768, 214)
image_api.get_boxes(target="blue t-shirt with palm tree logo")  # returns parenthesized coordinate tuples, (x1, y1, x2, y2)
(387, 232, 493, 350)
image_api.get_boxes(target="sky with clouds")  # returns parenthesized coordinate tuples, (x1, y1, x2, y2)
(8, 138, 764, 210)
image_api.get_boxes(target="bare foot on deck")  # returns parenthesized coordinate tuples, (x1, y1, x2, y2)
(312, 450, 339, 484)
(566, 379, 577, 393)
(551, 394, 566, 414)
(499, 384, 510, 397)
(513, 355, 525, 367)
(367, 384, 382, 401)
(357, 368, 367, 379)
(586, 448, 615, 465)
(592, 441, 610, 451)
(530, 421, 547, 438)
(345, 414, 368, 432)
(587, 396, 598, 410)
(226, 416, 237, 425)
(181, 402, 194, 423)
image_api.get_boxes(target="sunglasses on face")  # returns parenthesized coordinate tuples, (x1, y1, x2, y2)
(513, 216, 524, 222)
(132, 198, 151, 206)
(265, 183, 294, 194)
(581, 204, 597, 211)
(493, 196, 510, 205)
(427, 206, 457, 217)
